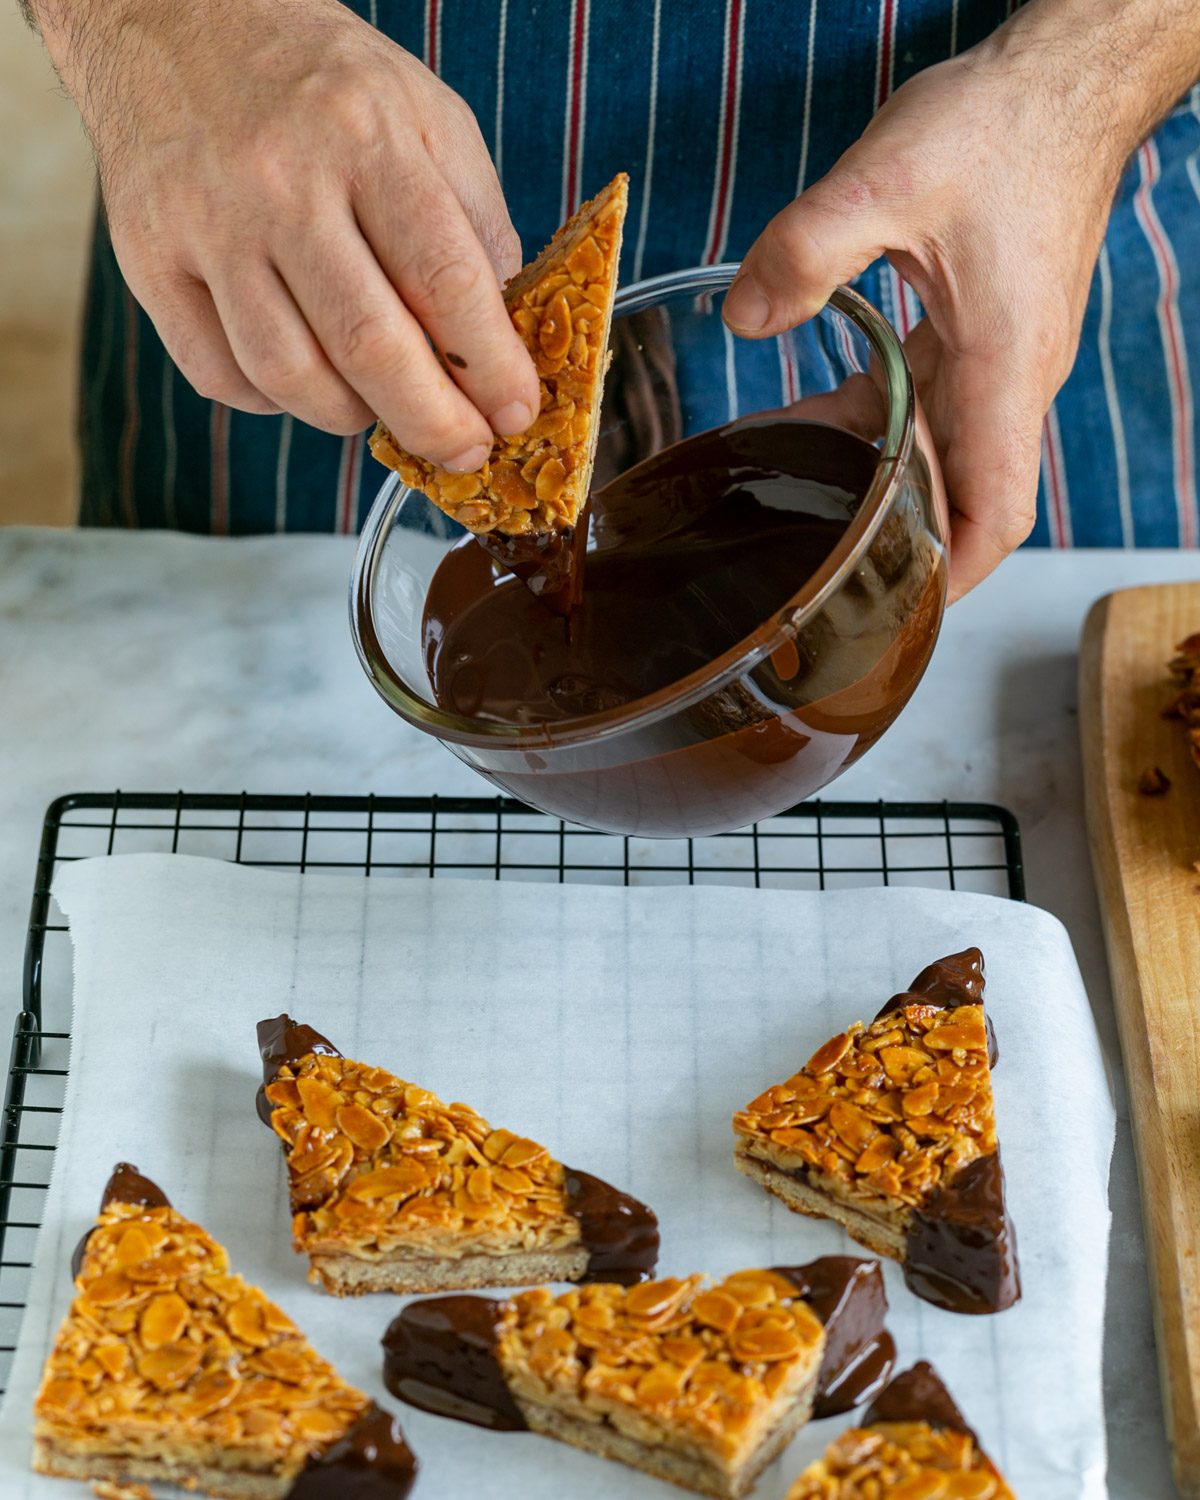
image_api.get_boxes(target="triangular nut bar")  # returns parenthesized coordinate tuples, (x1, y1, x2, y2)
(732, 949, 1020, 1314)
(32, 1163, 416, 1499)
(256, 1015, 657, 1296)
(370, 172, 628, 536)
(383, 1257, 893, 1500)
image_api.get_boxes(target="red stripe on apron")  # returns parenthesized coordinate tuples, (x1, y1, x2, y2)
(703, 0, 743, 266)
(1134, 141, 1197, 548)
(563, 0, 588, 217)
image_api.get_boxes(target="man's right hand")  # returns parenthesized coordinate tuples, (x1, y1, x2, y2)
(35, 0, 539, 470)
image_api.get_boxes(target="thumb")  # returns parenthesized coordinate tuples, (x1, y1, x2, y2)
(724, 172, 898, 338)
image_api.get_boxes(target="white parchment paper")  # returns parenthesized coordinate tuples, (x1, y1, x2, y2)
(0, 855, 1114, 1498)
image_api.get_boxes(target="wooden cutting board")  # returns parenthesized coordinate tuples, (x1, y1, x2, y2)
(1080, 582, 1200, 1497)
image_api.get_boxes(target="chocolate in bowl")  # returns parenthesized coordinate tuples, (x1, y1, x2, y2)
(351, 271, 948, 838)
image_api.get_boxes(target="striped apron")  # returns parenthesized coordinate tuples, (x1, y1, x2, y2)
(78, 0, 1200, 547)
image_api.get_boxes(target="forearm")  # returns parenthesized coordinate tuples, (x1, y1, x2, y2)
(983, 0, 1200, 175)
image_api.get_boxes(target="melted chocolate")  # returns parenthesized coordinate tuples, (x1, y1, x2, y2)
(72, 1163, 171, 1280)
(904, 1152, 1021, 1315)
(874, 948, 997, 1067)
(255, 1013, 343, 1126)
(865, 1360, 976, 1442)
(777, 1256, 895, 1418)
(382, 1255, 891, 1432)
(475, 514, 589, 618)
(420, 418, 945, 838)
(426, 419, 857, 728)
(288, 1402, 418, 1500)
(563, 1166, 659, 1284)
(382, 1295, 527, 1431)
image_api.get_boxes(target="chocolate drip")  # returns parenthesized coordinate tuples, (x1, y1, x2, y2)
(474, 512, 589, 619)
(904, 1153, 1021, 1314)
(875, 947, 997, 1067)
(382, 1296, 526, 1431)
(255, 1014, 343, 1126)
(288, 1402, 418, 1500)
(775, 1256, 895, 1418)
(563, 1166, 659, 1284)
(72, 1163, 172, 1281)
(865, 1360, 976, 1442)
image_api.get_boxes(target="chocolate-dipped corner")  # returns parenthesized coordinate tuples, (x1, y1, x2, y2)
(563, 1166, 659, 1285)
(72, 1163, 172, 1281)
(904, 1152, 1021, 1315)
(255, 1014, 342, 1126)
(864, 1359, 976, 1443)
(288, 1401, 419, 1500)
(382, 1295, 525, 1432)
(775, 1256, 895, 1418)
(875, 949, 1020, 1314)
(875, 947, 997, 1067)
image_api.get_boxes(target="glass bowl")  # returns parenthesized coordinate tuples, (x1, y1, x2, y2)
(351, 265, 948, 838)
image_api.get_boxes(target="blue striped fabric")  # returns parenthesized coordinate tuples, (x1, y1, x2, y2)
(77, 1, 1200, 547)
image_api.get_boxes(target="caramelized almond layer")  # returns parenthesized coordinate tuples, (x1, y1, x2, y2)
(497, 1269, 825, 1467)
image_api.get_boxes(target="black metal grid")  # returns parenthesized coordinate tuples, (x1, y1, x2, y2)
(0, 790, 1023, 1393)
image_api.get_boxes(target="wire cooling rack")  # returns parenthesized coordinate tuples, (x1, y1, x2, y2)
(0, 790, 1023, 1394)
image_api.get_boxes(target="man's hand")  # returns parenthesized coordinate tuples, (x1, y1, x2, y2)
(33, 0, 539, 470)
(724, 0, 1200, 600)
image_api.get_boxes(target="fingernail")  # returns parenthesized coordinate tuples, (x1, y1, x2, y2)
(444, 443, 492, 473)
(724, 273, 771, 333)
(489, 399, 536, 437)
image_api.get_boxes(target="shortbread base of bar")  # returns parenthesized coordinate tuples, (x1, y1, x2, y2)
(33, 1439, 289, 1500)
(515, 1374, 817, 1500)
(308, 1243, 591, 1296)
(734, 1147, 906, 1262)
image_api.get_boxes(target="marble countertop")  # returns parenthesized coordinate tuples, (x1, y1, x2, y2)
(1, 527, 1196, 1497)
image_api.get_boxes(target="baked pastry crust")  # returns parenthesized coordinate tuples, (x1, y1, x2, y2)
(32, 1177, 410, 1499)
(498, 1270, 825, 1499)
(369, 172, 628, 536)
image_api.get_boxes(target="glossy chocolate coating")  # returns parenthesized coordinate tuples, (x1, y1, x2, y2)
(475, 516, 589, 618)
(71, 1163, 171, 1281)
(288, 1402, 419, 1500)
(865, 1359, 976, 1442)
(424, 419, 856, 731)
(100, 1161, 171, 1211)
(382, 1295, 527, 1431)
(904, 1153, 1021, 1315)
(874, 947, 997, 1067)
(777, 1256, 895, 1418)
(564, 1166, 659, 1284)
(874, 949, 1019, 1314)
(255, 1014, 343, 1126)
(382, 1255, 890, 1432)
